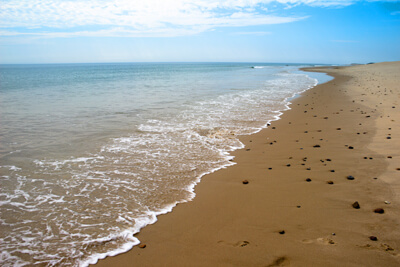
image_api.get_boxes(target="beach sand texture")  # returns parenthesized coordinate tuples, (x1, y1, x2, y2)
(95, 62, 400, 266)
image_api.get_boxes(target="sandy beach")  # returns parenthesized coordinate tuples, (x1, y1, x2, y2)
(94, 62, 400, 266)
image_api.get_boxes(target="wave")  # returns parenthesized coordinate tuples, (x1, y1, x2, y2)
(0, 67, 319, 267)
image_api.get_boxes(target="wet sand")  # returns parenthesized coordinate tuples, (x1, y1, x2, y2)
(94, 62, 400, 266)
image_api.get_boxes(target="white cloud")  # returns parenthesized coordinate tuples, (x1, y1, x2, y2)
(232, 31, 272, 35)
(0, 0, 388, 38)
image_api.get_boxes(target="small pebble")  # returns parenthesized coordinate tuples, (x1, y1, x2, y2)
(384, 201, 391, 204)
(374, 208, 385, 214)
(348, 146, 354, 149)
(327, 181, 334, 184)
(369, 236, 378, 241)
(347, 175, 355, 180)
(336, 128, 341, 130)
(286, 164, 291, 167)
(139, 244, 147, 249)
(306, 178, 312, 182)
(306, 167, 311, 170)
(352, 201, 360, 209)
(242, 180, 249, 185)
(313, 144, 321, 148)
(330, 170, 335, 173)
(279, 230, 285, 235)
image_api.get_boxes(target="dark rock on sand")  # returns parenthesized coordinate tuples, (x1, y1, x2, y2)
(374, 208, 385, 214)
(306, 178, 312, 182)
(348, 146, 354, 149)
(279, 230, 285, 235)
(352, 201, 360, 209)
(139, 244, 147, 249)
(327, 181, 334, 184)
(313, 144, 321, 148)
(347, 175, 355, 180)
(242, 180, 249, 185)
(369, 236, 378, 241)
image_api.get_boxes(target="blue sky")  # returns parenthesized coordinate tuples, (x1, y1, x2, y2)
(1, 0, 399, 64)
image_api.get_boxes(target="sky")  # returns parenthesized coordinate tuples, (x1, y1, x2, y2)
(0, 0, 399, 64)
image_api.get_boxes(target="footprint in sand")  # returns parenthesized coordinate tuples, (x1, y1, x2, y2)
(358, 243, 398, 256)
(266, 256, 290, 267)
(302, 237, 335, 245)
(217, 240, 250, 247)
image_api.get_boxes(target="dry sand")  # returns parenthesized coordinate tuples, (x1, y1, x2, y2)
(94, 62, 400, 266)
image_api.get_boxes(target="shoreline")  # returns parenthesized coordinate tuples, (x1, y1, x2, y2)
(94, 62, 400, 266)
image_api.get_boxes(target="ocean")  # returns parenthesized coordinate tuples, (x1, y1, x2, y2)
(0, 63, 332, 266)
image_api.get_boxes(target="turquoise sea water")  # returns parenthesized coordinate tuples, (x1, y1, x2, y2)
(0, 63, 331, 266)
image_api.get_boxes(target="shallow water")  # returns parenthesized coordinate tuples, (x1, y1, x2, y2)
(0, 63, 332, 266)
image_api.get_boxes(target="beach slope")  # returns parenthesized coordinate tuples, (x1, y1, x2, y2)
(95, 62, 400, 266)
